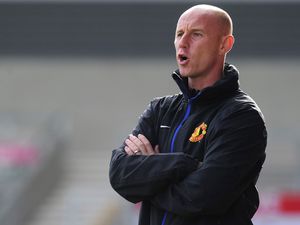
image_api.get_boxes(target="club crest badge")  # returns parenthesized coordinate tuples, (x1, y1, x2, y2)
(189, 122, 207, 143)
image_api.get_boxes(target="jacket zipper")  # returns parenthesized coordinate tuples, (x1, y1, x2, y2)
(170, 90, 201, 152)
(160, 100, 192, 225)
(170, 103, 191, 153)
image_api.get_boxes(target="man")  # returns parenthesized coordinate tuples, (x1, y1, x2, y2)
(109, 4, 267, 225)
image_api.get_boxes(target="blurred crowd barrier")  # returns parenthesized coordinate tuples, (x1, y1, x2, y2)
(253, 191, 300, 224)
(0, 112, 70, 225)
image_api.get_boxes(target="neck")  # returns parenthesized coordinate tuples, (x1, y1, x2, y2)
(188, 62, 224, 91)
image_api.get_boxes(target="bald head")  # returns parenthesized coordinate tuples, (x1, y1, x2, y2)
(174, 4, 235, 89)
(178, 4, 233, 36)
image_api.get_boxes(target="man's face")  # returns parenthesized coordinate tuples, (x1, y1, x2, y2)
(174, 10, 223, 78)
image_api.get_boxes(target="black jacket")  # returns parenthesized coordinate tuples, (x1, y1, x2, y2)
(109, 64, 267, 225)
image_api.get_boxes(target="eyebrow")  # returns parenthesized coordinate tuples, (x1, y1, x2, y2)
(191, 28, 205, 33)
(176, 28, 205, 33)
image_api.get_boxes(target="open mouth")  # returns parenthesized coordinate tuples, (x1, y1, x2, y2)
(178, 54, 189, 63)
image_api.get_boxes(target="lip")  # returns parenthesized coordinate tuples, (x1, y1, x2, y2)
(177, 54, 190, 65)
(178, 58, 189, 65)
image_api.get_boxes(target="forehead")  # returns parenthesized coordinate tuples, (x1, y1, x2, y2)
(176, 10, 217, 31)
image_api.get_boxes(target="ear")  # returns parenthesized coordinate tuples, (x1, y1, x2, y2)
(219, 35, 235, 55)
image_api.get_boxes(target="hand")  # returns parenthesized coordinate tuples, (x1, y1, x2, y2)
(124, 134, 159, 156)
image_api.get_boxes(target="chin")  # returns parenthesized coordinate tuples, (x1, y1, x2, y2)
(178, 68, 190, 77)
(180, 71, 195, 78)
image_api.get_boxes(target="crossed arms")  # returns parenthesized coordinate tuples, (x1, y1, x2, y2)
(109, 100, 266, 217)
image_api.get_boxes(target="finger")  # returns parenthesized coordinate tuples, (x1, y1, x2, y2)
(124, 146, 134, 155)
(129, 134, 147, 155)
(125, 139, 139, 153)
(154, 145, 160, 154)
(138, 134, 155, 155)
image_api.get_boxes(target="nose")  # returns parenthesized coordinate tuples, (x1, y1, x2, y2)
(178, 34, 189, 49)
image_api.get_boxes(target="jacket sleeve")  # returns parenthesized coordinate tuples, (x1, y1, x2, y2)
(150, 107, 267, 217)
(109, 98, 198, 203)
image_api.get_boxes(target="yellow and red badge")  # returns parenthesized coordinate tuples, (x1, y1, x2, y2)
(189, 122, 207, 143)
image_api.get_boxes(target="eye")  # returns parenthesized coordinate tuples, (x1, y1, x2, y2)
(193, 32, 203, 37)
(176, 32, 184, 38)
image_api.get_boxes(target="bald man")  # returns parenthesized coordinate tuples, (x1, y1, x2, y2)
(110, 4, 267, 225)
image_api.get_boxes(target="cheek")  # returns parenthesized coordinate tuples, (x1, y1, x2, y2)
(191, 49, 205, 63)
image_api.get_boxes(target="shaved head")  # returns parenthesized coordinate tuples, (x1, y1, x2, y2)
(179, 4, 233, 36)
(174, 4, 235, 90)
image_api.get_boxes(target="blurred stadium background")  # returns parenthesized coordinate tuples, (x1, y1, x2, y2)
(0, 0, 299, 224)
